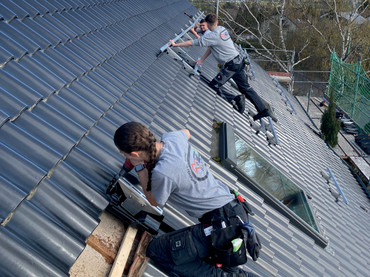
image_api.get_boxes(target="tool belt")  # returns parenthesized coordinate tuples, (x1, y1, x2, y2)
(200, 199, 247, 267)
(200, 194, 261, 267)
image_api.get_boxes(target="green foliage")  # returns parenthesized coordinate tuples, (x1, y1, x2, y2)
(320, 89, 341, 147)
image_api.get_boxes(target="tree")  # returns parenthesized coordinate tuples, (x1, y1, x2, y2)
(219, 0, 311, 74)
(320, 88, 341, 147)
(286, 0, 369, 71)
(198, 0, 369, 73)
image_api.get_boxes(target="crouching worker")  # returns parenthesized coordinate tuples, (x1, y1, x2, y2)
(114, 122, 261, 277)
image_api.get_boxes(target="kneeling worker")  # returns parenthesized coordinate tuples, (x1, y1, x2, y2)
(114, 122, 261, 277)
(170, 14, 270, 121)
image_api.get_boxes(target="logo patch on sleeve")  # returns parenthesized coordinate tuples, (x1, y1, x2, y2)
(220, 30, 230, 41)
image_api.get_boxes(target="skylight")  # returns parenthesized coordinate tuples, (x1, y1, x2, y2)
(219, 122, 327, 247)
(234, 134, 318, 231)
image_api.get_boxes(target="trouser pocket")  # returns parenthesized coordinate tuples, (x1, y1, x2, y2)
(169, 228, 198, 265)
(211, 225, 248, 267)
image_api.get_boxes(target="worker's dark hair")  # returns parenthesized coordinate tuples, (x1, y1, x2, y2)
(205, 14, 217, 24)
(114, 122, 157, 191)
(199, 19, 206, 23)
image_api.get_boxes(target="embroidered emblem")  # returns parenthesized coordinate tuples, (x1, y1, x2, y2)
(220, 30, 230, 41)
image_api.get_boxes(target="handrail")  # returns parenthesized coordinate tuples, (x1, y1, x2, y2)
(159, 12, 204, 53)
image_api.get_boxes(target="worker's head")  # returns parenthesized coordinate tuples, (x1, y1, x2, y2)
(205, 14, 218, 30)
(114, 122, 157, 165)
(199, 19, 208, 32)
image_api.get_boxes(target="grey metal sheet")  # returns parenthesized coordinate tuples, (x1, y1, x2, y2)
(12, 110, 75, 155)
(52, 12, 83, 38)
(8, 17, 50, 50)
(3, 59, 54, 98)
(73, 36, 106, 63)
(40, 95, 94, 132)
(17, 53, 65, 92)
(0, 45, 12, 66)
(33, 13, 69, 43)
(48, 162, 108, 219)
(0, 20, 39, 55)
(30, 178, 99, 241)
(34, 0, 60, 13)
(65, 9, 94, 33)
(57, 86, 105, 119)
(22, 15, 61, 46)
(31, 101, 86, 141)
(43, 47, 84, 80)
(0, 28, 27, 60)
(100, 61, 134, 89)
(0, 175, 26, 222)
(5, 200, 85, 273)
(32, 49, 75, 84)
(0, 69, 42, 106)
(0, 0, 29, 21)
(62, 40, 99, 69)
(0, 227, 65, 277)
(53, 43, 91, 72)
(20, 0, 48, 16)
(0, 122, 62, 171)
(92, 66, 130, 95)
(85, 4, 113, 27)
(67, 81, 111, 111)
(0, 87, 27, 119)
(72, 7, 100, 31)
(0, 141, 46, 194)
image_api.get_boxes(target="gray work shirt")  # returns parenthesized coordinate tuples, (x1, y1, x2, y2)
(151, 131, 234, 218)
(192, 26, 239, 64)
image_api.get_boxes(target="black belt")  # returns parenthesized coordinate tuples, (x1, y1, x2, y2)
(225, 55, 240, 67)
(200, 199, 239, 224)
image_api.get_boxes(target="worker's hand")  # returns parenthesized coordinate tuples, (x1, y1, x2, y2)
(169, 40, 176, 47)
(195, 59, 203, 65)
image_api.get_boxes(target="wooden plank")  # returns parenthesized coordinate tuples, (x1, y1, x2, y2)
(109, 225, 138, 277)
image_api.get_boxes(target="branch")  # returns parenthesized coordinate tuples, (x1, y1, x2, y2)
(305, 18, 332, 54)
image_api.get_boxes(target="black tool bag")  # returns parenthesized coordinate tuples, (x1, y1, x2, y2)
(210, 223, 247, 267)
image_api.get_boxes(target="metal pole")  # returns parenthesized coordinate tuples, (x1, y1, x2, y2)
(307, 83, 312, 113)
(216, 0, 219, 16)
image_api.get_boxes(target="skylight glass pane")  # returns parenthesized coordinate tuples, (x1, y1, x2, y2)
(234, 134, 318, 231)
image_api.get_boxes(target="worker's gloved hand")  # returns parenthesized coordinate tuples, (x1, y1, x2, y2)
(240, 222, 262, 261)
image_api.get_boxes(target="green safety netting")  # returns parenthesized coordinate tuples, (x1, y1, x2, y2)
(326, 51, 370, 134)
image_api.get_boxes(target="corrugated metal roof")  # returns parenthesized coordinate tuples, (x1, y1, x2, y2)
(1, 0, 370, 277)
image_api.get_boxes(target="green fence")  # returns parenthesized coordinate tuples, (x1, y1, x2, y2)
(326, 51, 370, 134)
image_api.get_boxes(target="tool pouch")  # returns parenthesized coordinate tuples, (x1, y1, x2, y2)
(210, 225, 247, 267)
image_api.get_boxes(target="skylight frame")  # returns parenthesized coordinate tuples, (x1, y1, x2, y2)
(219, 122, 328, 248)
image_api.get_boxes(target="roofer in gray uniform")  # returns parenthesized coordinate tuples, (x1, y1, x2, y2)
(170, 14, 270, 121)
(114, 122, 261, 277)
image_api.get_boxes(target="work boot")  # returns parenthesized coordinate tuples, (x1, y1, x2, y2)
(234, 95, 246, 114)
(253, 109, 269, 121)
